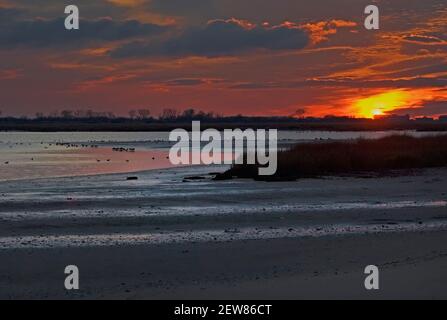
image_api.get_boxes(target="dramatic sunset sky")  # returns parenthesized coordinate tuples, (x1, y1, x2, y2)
(0, 0, 446, 118)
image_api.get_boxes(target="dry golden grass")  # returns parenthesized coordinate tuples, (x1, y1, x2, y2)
(217, 135, 447, 181)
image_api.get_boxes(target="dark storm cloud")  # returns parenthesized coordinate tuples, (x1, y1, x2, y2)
(110, 19, 309, 58)
(1, 0, 129, 20)
(389, 101, 447, 117)
(0, 7, 23, 20)
(144, 0, 365, 23)
(387, 63, 447, 79)
(148, 0, 219, 19)
(0, 8, 168, 49)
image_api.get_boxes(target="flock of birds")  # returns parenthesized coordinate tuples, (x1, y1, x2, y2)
(112, 147, 136, 152)
(1, 141, 169, 165)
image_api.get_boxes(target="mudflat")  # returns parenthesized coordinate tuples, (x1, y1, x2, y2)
(0, 167, 446, 299)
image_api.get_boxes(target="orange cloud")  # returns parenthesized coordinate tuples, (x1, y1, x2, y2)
(75, 74, 137, 91)
(0, 68, 21, 80)
(80, 47, 112, 57)
(300, 19, 357, 44)
(107, 0, 145, 7)
(207, 18, 256, 30)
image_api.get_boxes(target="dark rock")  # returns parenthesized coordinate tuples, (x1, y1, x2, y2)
(212, 173, 233, 181)
(184, 176, 206, 180)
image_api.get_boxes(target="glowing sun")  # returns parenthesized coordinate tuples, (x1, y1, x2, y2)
(353, 90, 410, 118)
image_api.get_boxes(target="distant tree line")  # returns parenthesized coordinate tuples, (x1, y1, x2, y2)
(3, 108, 225, 122)
(0, 107, 300, 123)
(1, 107, 447, 123)
(1, 108, 447, 132)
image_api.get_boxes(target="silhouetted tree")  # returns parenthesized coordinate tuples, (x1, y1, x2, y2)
(290, 108, 307, 118)
(182, 108, 196, 119)
(105, 112, 116, 119)
(60, 110, 74, 119)
(160, 108, 178, 120)
(128, 110, 137, 119)
(137, 109, 151, 119)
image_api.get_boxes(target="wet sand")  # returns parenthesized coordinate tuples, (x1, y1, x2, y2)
(0, 167, 447, 299)
(1, 230, 447, 299)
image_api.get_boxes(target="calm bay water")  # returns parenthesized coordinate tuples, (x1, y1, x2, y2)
(0, 130, 443, 181)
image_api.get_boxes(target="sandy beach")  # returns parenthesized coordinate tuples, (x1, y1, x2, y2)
(1, 166, 447, 299)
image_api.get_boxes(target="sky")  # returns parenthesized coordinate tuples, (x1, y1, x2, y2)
(0, 0, 446, 118)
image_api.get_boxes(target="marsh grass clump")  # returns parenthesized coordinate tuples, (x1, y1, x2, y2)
(216, 135, 447, 181)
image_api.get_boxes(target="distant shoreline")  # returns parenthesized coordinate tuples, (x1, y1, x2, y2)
(1, 118, 447, 132)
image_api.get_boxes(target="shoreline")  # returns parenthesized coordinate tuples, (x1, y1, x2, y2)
(1, 120, 447, 133)
(0, 163, 193, 184)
